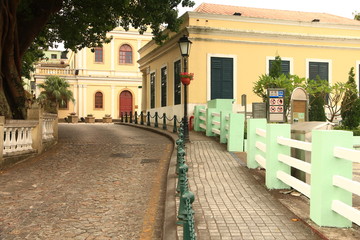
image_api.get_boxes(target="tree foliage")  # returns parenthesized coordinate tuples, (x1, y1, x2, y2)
(305, 78, 329, 121)
(0, 0, 195, 119)
(253, 55, 305, 117)
(269, 55, 282, 78)
(354, 11, 360, 21)
(253, 58, 359, 123)
(37, 76, 75, 113)
(341, 67, 360, 128)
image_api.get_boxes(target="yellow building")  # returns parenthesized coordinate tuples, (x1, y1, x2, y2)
(138, 3, 360, 118)
(34, 27, 152, 120)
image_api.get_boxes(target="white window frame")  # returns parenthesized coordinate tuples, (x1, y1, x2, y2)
(207, 54, 237, 101)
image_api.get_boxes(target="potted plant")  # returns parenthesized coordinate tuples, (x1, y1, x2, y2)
(85, 114, 95, 123)
(180, 72, 194, 85)
(68, 112, 78, 123)
(103, 114, 112, 123)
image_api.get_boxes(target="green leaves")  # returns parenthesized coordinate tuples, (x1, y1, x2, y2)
(253, 73, 306, 116)
(26, 0, 196, 51)
(37, 76, 75, 113)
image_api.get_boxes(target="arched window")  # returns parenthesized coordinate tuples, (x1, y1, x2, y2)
(95, 92, 103, 109)
(119, 44, 132, 64)
(94, 47, 103, 63)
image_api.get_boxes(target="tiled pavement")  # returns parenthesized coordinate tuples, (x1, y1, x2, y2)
(178, 132, 321, 240)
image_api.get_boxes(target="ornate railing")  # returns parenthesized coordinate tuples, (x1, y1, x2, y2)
(3, 120, 38, 155)
(42, 113, 57, 140)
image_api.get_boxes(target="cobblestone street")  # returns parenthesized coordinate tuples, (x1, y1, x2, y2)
(0, 123, 172, 240)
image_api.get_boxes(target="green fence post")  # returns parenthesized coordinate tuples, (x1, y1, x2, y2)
(147, 112, 150, 126)
(220, 111, 231, 144)
(129, 111, 133, 123)
(182, 192, 196, 240)
(227, 113, 245, 152)
(173, 115, 178, 133)
(310, 130, 353, 227)
(125, 112, 128, 123)
(134, 111, 138, 124)
(154, 112, 158, 128)
(163, 113, 167, 130)
(194, 105, 205, 132)
(140, 112, 144, 125)
(247, 118, 267, 169)
(265, 123, 291, 189)
(205, 108, 217, 137)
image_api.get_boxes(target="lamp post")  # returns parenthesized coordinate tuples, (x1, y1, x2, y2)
(178, 35, 192, 142)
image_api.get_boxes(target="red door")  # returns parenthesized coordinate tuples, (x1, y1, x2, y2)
(120, 90, 133, 117)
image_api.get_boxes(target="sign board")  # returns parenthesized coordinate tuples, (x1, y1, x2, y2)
(267, 88, 286, 123)
(290, 87, 308, 123)
(252, 102, 266, 118)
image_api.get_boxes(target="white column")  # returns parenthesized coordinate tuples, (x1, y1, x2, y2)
(82, 49, 87, 70)
(111, 40, 115, 73)
(73, 84, 78, 114)
(111, 85, 115, 118)
(138, 86, 142, 112)
(78, 85, 83, 117)
(83, 85, 87, 117)
(137, 40, 141, 69)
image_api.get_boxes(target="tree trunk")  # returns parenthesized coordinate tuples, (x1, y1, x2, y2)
(0, 0, 23, 119)
(0, 0, 62, 119)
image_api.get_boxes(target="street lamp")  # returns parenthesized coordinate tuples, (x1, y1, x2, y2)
(178, 35, 192, 142)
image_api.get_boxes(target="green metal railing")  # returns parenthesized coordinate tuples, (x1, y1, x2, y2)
(120, 111, 196, 239)
(120, 111, 182, 133)
(176, 124, 196, 240)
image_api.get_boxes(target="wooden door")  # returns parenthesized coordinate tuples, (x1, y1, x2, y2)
(119, 90, 133, 117)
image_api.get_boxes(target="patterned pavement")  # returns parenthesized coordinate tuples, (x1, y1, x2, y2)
(178, 132, 321, 240)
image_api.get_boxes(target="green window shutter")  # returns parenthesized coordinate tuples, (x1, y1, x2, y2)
(269, 60, 290, 75)
(211, 57, 233, 99)
(309, 62, 328, 81)
(150, 72, 155, 109)
(174, 60, 181, 105)
(161, 67, 167, 107)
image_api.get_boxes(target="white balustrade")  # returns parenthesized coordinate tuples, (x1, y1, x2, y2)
(3, 126, 34, 154)
(42, 114, 56, 140)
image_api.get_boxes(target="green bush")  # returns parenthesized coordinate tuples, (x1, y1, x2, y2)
(309, 95, 326, 121)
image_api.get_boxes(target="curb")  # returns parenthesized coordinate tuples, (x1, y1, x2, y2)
(115, 123, 179, 240)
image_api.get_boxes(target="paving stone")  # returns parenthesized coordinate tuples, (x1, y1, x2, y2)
(0, 123, 172, 240)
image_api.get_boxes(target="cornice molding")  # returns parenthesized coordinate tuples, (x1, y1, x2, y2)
(188, 12, 360, 31)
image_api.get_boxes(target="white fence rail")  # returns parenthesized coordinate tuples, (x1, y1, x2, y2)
(247, 119, 360, 228)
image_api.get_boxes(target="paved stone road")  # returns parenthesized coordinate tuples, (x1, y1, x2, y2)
(0, 123, 172, 240)
(181, 132, 322, 240)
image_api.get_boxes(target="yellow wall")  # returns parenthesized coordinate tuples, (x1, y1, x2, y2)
(139, 12, 360, 114)
(36, 27, 151, 120)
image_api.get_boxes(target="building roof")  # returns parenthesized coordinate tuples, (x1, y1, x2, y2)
(195, 3, 360, 25)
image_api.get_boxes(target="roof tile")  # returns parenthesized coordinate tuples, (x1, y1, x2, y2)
(194, 3, 360, 25)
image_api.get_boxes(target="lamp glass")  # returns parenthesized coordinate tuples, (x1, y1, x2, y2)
(178, 35, 192, 57)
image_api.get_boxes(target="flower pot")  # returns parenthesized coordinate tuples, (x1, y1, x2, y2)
(68, 115, 78, 123)
(102, 117, 112, 123)
(181, 77, 191, 85)
(85, 116, 95, 123)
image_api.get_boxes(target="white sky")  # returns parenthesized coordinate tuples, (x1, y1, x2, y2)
(178, 0, 360, 19)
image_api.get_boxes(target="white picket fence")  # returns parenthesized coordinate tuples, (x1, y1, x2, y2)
(247, 118, 360, 227)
